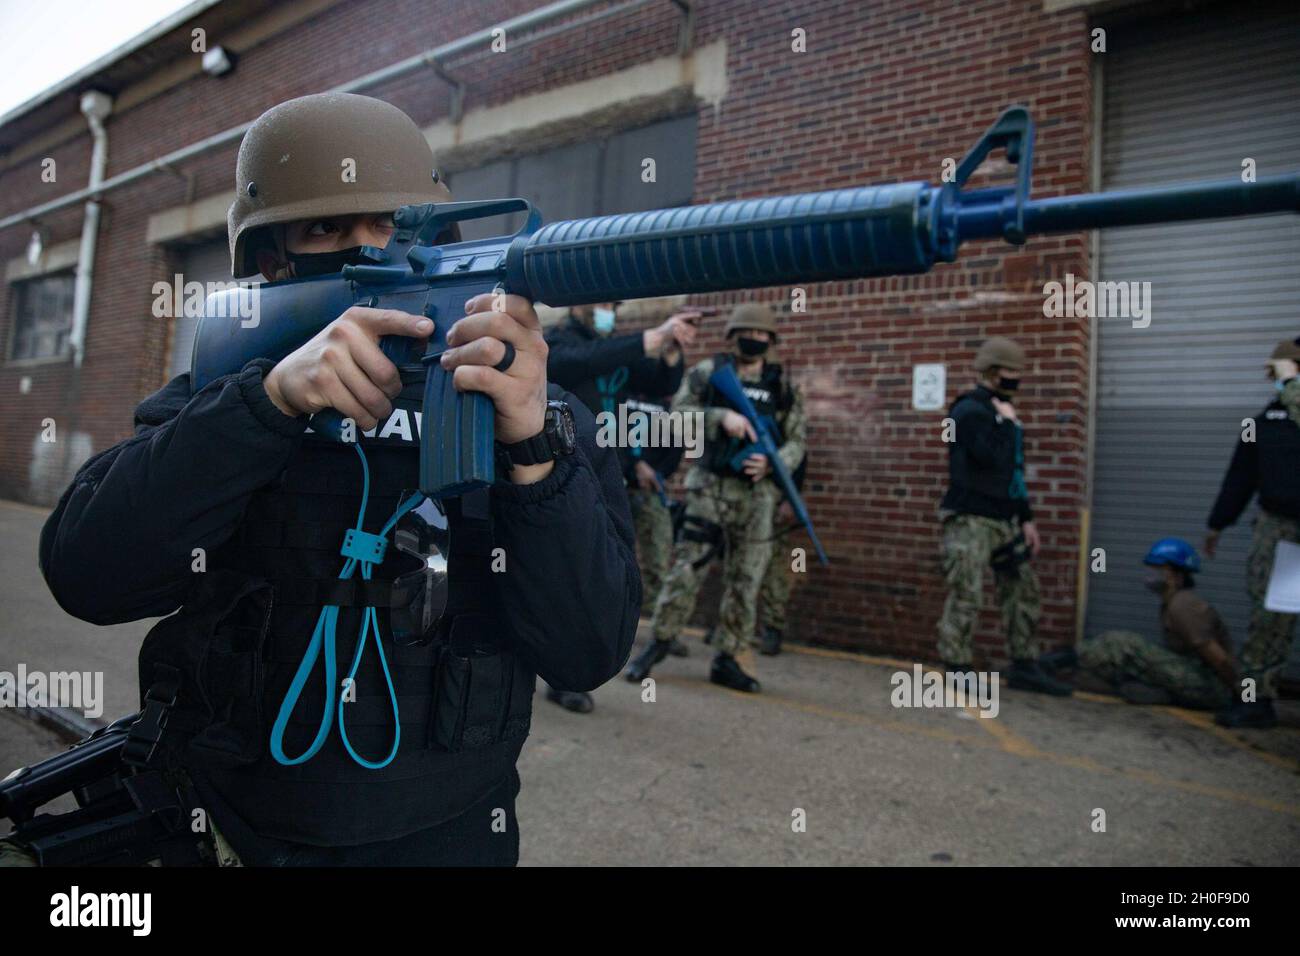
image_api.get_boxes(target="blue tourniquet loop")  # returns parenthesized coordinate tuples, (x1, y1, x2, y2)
(270, 442, 423, 769)
(595, 366, 628, 416)
(1008, 423, 1028, 501)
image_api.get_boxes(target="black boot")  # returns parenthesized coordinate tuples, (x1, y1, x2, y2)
(1215, 698, 1277, 729)
(668, 638, 690, 658)
(545, 686, 594, 714)
(710, 652, 761, 693)
(759, 626, 783, 656)
(1118, 681, 1173, 705)
(1007, 659, 1073, 696)
(1038, 647, 1079, 674)
(625, 639, 673, 682)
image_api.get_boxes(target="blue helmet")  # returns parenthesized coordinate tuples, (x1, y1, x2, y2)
(1143, 537, 1201, 572)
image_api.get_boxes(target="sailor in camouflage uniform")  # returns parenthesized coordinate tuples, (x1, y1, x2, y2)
(626, 304, 806, 693)
(1042, 538, 1236, 709)
(626, 392, 684, 608)
(1205, 336, 1300, 729)
(756, 454, 807, 656)
(935, 337, 1070, 695)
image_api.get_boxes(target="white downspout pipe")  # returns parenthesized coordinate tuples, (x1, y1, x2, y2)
(69, 90, 113, 368)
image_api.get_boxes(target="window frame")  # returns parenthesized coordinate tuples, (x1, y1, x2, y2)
(6, 269, 76, 366)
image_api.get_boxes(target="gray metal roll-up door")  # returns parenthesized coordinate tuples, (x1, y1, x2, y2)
(449, 114, 697, 239)
(1086, 6, 1300, 645)
(167, 241, 237, 381)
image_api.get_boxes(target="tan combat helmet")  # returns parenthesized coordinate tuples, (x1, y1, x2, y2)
(1266, 335, 1300, 365)
(725, 302, 779, 340)
(227, 92, 455, 278)
(974, 336, 1026, 373)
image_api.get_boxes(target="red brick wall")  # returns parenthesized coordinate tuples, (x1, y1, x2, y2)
(0, 0, 1093, 662)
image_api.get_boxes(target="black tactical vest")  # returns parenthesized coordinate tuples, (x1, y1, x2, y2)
(136, 393, 535, 846)
(1256, 399, 1300, 519)
(944, 388, 1021, 506)
(703, 353, 790, 476)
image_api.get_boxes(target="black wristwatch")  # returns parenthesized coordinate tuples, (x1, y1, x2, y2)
(494, 400, 577, 474)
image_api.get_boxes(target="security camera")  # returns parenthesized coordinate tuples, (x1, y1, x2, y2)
(202, 46, 235, 77)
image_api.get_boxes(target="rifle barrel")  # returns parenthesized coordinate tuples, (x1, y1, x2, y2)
(955, 173, 1300, 239)
(510, 173, 1300, 307)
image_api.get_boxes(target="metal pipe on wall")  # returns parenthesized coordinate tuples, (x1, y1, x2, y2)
(0, 0, 657, 234)
(69, 91, 113, 368)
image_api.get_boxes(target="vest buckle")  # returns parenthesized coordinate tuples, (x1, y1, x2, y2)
(123, 671, 181, 768)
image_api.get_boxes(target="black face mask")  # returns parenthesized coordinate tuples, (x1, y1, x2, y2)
(1143, 573, 1166, 594)
(997, 376, 1021, 393)
(736, 336, 770, 358)
(286, 245, 385, 278)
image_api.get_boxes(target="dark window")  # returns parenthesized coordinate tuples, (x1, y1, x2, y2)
(9, 272, 74, 361)
(449, 114, 698, 239)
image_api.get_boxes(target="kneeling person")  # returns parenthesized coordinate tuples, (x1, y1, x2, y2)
(1061, 539, 1235, 709)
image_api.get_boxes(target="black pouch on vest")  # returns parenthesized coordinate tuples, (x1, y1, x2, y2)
(989, 534, 1031, 575)
(429, 613, 535, 752)
(137, 569, 274, 769)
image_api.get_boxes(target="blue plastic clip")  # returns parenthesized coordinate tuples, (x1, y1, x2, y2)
(341, 528, 388, 564)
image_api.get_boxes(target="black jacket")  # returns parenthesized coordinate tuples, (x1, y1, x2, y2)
(940, 385, 1033, 523)
(545, 316, 684, 484)
(38, 358, 640, 845)
(624, 392, 685, 481)
(1208, 397, 1300, 529)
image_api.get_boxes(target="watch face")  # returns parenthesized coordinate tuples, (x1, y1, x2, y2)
(550, 400, 577, 450)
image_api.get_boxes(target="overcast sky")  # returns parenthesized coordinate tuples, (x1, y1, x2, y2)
(0, 0, 194, 118)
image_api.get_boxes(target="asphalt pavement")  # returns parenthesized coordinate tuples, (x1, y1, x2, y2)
(3, 499, 1297, 865)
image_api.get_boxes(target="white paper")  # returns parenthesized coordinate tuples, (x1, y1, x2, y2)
(1264, 539, 1300, 614)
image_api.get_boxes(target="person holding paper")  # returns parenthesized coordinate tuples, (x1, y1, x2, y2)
(1206, 336, 1300, 729)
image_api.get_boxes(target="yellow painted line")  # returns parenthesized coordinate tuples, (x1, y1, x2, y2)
(1073, 690, 1121, 704)
(903, 662, 1047, 758)
(660, 627, 1300, 769)
(654, 673, 991, 748)
(784, 642, 919, 671)
(963, 701, 1043, 758)
(1158, 706, 1300, 774)
(651, 664, 1300, 819)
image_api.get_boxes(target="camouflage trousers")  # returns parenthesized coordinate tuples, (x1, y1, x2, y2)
(759, 523, 796, 632)
(1078, 630, 1230, 710)
(936, 513, 1040, 664)
(651, 476, 776, 655)
(631, 487, 674, 608)
(1243, 510, 1300, 699)
(0, 839, 37, 866)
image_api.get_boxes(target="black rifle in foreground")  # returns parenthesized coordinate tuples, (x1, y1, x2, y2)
(0, 711, 216, 866)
